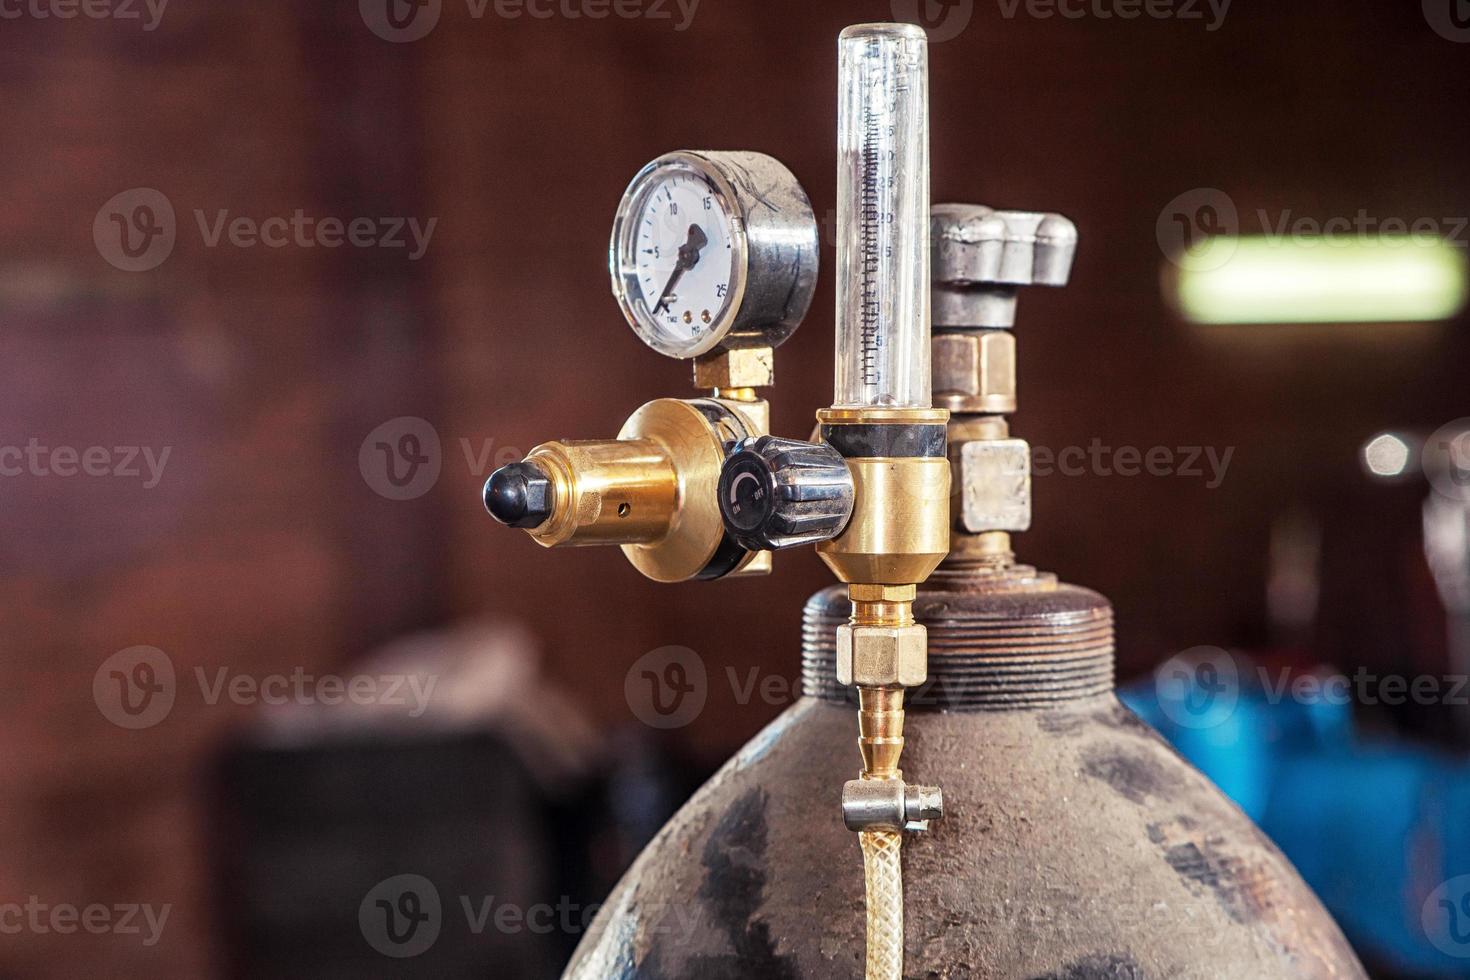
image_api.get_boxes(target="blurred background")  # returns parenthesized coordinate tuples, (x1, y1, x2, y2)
(2, 0, 1469, 976)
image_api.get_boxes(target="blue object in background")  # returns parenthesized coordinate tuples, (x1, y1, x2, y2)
(1123, 656, 1470, 977)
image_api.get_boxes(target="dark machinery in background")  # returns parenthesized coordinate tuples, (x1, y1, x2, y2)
(1125, 422, 1470, 977)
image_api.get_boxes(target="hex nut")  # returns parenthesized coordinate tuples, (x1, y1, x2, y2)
(693, 346, 774, 389)
(848, 583, 916, 603)
(960, 439, 1031, 533)
(836, 623, 928, 687)
(932, 331, 1015, 414)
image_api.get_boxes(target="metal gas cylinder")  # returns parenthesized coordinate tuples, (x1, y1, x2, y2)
(563, 562, 1365, 979)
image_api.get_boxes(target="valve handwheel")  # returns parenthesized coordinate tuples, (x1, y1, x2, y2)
(717, 435, 855, 552)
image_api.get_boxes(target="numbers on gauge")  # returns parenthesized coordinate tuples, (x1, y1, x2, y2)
(619, 166, 739, 356)
(612, 150, 817, 360)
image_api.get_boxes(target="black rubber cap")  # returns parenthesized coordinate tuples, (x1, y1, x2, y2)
(484, 462, 554, 529)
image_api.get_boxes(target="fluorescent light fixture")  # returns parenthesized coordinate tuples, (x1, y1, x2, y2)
(1167, 236, 1469, 324)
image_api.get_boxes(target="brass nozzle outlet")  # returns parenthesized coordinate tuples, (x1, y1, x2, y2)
(857, 685, 906, 780)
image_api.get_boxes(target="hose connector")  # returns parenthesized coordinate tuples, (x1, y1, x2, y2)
(842, 778, 944, 833)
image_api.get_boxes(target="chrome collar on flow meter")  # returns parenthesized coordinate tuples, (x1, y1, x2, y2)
(483, 22, 946, 980)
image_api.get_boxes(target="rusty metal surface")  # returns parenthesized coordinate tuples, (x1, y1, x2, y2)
(564, 580, 1367, 979)
(807, 583, 1115, 710)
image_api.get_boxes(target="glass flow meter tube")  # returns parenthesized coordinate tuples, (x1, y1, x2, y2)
(834, 23, 931, 409)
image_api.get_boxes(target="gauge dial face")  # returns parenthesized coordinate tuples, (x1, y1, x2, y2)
(612, 157, 745, 358)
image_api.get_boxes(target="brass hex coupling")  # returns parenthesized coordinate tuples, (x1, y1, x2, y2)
(693, 346, 775, 395)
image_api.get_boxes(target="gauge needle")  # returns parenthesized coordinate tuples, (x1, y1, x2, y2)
(652, 223, 708, 314)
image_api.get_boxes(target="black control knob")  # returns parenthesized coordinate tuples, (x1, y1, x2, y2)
(718, 436, 854, 551)
(484, 462, 554, 529)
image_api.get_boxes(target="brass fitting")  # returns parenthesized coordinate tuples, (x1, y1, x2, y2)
(847, 583, 918, 603)
(809, 406, 949, 801)
(847, 583, 917, 633)
(487, 397, 769, 582)
(693, 346, 774, 389)
(836, 624, 927, 688)
(815, 455, 950, 585)
(813, 408, 951, 588)
(855, 686, 906, 780)
(932, 330, 1015, 415)
(523, 438, 677, 547)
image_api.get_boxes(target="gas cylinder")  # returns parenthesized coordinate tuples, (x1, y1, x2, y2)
(564, 562, 1367, 978)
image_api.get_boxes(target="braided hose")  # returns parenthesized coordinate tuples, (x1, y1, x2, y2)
(860, 829, 904, 980)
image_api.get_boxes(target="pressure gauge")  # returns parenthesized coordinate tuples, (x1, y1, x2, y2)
(610, 150, 818, 359)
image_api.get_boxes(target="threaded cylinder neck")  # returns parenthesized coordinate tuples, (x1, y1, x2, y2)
(803, 581, 1115, 711)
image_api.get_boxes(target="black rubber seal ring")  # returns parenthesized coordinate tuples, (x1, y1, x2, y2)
(821, 423, 946, 458)
(695, 532, 750, 581)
